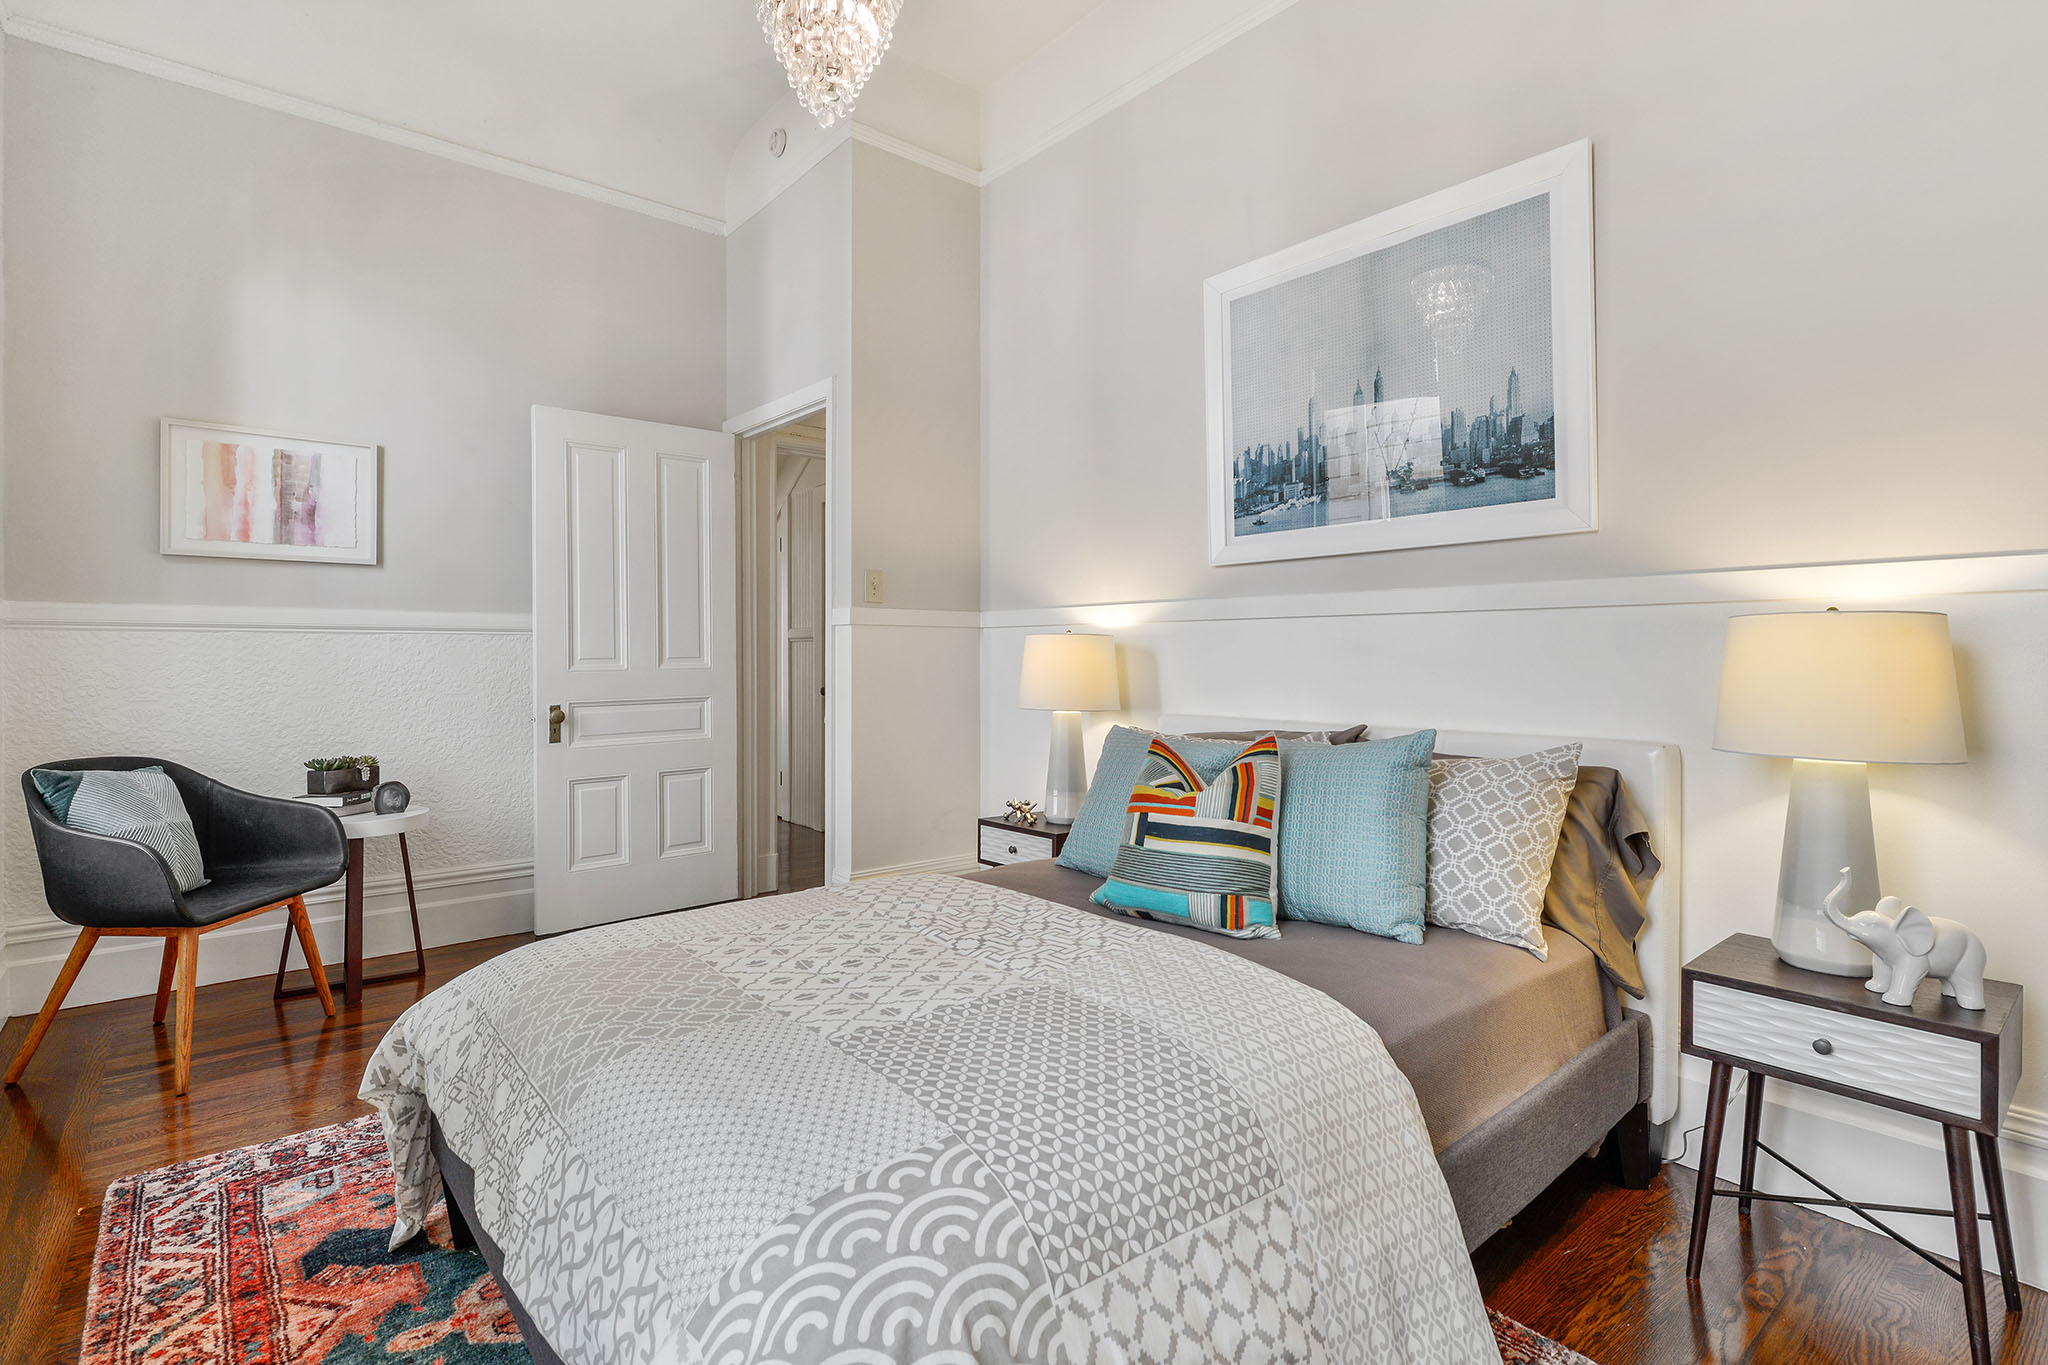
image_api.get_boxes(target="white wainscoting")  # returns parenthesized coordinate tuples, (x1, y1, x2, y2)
(4, 860, 533, 1012)
(0, 605, 539, 1011)
(979, 548, 2048, 1283)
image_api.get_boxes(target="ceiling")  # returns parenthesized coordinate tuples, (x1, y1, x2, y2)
(4, 0, 1124, 223)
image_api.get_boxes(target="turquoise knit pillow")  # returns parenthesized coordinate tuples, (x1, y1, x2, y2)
(1058, 727, 1252, 877)
(1276, 729, 1437, 943)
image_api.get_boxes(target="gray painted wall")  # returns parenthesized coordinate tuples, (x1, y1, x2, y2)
(4, 41, 725, 614)
(981, 0, 2048, 611)
(725, 143, 852, 430)
(851, 143, 980, 615)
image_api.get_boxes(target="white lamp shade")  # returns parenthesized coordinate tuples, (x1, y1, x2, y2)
(1019, 632, 1120, 712)
(1714, 610, 1965, 764)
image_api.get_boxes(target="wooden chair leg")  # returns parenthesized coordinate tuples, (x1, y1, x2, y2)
(287, 898, 336, 1018)
(172, 929, 199, 1096)
(152, 938, 179, 1025)
(4, 928, 100, 1086)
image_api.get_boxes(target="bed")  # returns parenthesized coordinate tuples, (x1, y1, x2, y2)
(1146, 716, 1687, 1227)
(362, 720, 1681, 1364)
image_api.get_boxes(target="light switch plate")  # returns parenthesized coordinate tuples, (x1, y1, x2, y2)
(864, 570, 884, 604)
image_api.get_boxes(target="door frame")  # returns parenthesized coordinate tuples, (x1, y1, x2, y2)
(727, 379, 849, 893)
(769, 440, 823, 833)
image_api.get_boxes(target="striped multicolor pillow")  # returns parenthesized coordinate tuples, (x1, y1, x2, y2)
(1089, 734, 1282, 939)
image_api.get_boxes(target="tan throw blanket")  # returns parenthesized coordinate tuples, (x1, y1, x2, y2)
(361, 874, 1493, 1363)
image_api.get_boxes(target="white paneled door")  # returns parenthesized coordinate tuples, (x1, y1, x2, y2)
(532, 408, 737, 935)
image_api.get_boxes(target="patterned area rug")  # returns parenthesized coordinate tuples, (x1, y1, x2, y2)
(84, 1115, 1595, 1363)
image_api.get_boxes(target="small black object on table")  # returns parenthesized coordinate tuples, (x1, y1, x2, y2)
(1682, 933, 2023, 1365)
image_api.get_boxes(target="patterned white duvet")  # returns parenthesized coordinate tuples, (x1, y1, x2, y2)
(360, 874, 1494, 1363)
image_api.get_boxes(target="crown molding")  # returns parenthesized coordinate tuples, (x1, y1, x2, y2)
(0, 16, 729, 237)
(848, 124, 982, 188)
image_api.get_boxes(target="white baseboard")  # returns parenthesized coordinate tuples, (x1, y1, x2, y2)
(2, 861, 533, 1017)
(1670, 1060, 2048, 1289)
(851, 852, 983, 881)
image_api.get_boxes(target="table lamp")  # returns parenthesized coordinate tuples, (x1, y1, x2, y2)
(1714, 608, 1966, 974)
(1019, 631, 1120, 824)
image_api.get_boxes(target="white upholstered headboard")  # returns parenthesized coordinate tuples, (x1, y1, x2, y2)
(1159, 714, 1684, 1127)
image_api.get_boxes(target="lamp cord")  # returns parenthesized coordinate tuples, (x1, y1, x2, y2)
(1668, 1072, 1747, 1171)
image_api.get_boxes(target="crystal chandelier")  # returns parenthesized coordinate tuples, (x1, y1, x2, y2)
(1409, 264, 1494, 355)
(758, 0, 903, 128)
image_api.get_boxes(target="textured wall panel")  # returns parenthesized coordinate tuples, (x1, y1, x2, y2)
(2, 624, 534, 936)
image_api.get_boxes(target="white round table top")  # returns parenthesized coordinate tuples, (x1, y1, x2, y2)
(334, 803, 431, 839)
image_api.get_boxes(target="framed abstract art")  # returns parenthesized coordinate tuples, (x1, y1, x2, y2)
(1204, 140, 1597, 565)
(160, 419, 381, 565)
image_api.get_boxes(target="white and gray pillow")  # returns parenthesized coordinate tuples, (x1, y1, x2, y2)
(1425, 744, 1581, 957)
(61, 768, 210, 892)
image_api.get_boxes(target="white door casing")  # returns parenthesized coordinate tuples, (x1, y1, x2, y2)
(532, 407, 737, 934)
(786, 465, 826, 830)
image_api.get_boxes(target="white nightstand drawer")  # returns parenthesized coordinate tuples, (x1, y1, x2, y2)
(979, 825, 1056, 865)
(1691, 981, 1983, 1121)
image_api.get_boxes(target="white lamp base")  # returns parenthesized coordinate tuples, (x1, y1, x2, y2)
(1044, 710, 1088, 825)
(1773, 758, 1880, 976)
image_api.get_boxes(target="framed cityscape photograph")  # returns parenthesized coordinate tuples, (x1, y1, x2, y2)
(1204, 140, 1596, 565)
(160, 419, 381, 565)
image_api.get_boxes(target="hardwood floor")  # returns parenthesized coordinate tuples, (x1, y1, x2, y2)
(3, 924, 2041, 1364)
(0, 935, 530, 1365)
(774, 817, 824, 893)
(1474, 1153, 2048, 1364)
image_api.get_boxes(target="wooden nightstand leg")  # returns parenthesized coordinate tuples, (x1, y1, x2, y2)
(1686, 1060, 1734, 1280)
(1944, 1125, 1993, 1365)
(1975, 1131, 2023, 1315)
(1737, 1071, 1765, 1216)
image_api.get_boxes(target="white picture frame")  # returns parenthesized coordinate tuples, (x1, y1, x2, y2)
(160, 419, 381, 565)
(1204, 140, 1597, 565)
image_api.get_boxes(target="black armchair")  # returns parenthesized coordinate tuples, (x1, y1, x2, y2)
(7, 758, 349, 1094)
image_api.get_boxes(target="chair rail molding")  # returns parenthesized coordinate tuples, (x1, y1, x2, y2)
(979, 548, 2048, 631)
(1, 600, 534, 634)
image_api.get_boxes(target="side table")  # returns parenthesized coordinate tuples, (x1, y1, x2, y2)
(1682, 932, 2023, 1365)
(275, 803, 433, 1006)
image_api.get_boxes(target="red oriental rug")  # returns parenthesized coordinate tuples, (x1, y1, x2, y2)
(83, 1115, 1595, 1363)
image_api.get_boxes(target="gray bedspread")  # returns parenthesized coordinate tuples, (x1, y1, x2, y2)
(361, 873, 1494, 1363)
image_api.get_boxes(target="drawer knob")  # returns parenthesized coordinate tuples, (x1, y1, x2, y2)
(1812, 1037, 1834, 1056)
(1008, 844, 1020, 854)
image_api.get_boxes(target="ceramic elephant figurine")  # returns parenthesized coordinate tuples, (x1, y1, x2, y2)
(1820, 868, 1986, 1009)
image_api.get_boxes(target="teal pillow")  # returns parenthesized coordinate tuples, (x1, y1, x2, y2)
(1276, 729, 1437, 943)
(1058, 728, 1257, 877)
(32, 764, 170, 823)
(31, 768, 85, 822)
(46, 767, 210, 892)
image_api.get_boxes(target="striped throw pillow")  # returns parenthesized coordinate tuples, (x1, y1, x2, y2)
(57, 768, 210, 892)
(1089, 734, 1282, 939)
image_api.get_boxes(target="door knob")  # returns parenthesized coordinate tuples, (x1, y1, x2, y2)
(548, 704, 566, 744)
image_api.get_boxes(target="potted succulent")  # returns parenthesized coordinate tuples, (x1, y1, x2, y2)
(305, 755, 381, 795)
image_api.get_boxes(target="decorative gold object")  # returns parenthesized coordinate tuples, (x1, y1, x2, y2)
(1004, 799, 1041, 827)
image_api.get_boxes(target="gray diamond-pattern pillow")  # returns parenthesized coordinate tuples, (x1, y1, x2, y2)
(1425, 744, 1581, 957)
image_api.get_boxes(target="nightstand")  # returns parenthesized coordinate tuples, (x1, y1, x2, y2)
(976, 816, 1068, 867)
(1682, 933, 2024, 1365)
